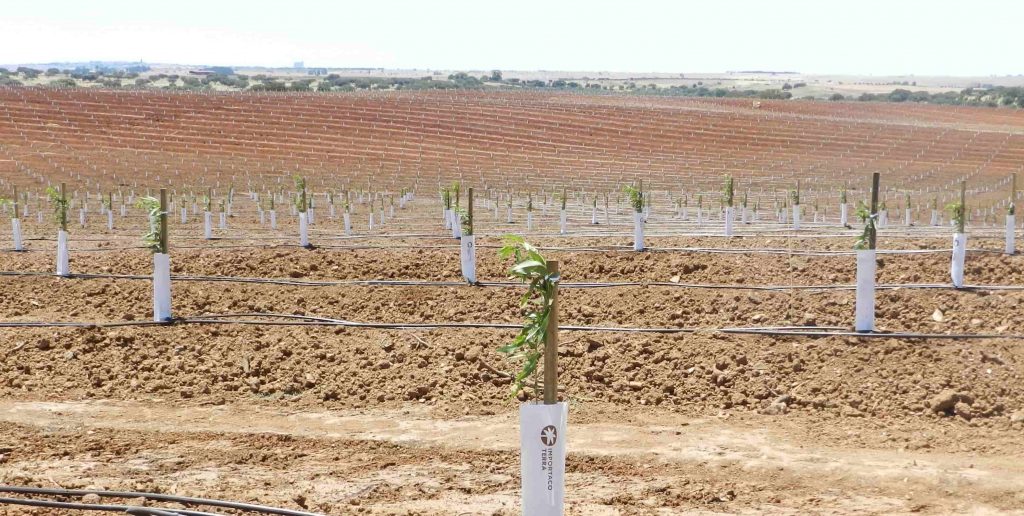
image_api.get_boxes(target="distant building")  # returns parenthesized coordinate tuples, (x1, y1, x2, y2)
(307, 68, 328, 76)
(293, 61, 305, 69)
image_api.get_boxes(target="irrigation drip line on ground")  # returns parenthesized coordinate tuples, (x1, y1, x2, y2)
(0, 486, 323, 516)
(0, 311, 1020, 340)
(3, 269, 1024, 292)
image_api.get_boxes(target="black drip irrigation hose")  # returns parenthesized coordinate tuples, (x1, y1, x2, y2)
(0, 486, 323, 516)
(0, 311, 1020, 340)
(4, 270, 1024, 293)
(0, 496, 218, 515)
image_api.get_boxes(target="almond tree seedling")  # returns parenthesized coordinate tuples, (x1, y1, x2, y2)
(723, 176, 735, 236)
(1007, 173, 1016, 255)
(498, 235, 560, 398)
(47, 183, 70, 276)
(947, 181, 967, 288)
(854, 173, 880, 332)
(294, 175, 310, 248)
(624, 183, 644, 250)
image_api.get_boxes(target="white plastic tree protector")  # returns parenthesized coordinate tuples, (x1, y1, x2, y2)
(559, 210, 567, 234)
(204, 212, 212, 239)
(792, 205, 801, 230)
(520, 402, 567, 515)
(1007, 215, 1016, 255)
(369, 213, 375, 231)
(107, 210, 114, 230)
(343, 212, 352, 235)
(219, 212, 226, 229)
(840, 204, 848, 226)
(697, 208, 703, 226)
(389, 206, 395, 218)
(591, 206, 597, 224)
(12, 218, 22, 251)
(633, 211, 644, 251)
(270, 210, 278, 230)
(724, 207, 734, 237)
(951, 233, 967, 288)
(931, 210, 939, 226)
(79, 209, 85, 227)
(453, 215, 462, 239)
(460, 234, 476, 283)
(152, 253, 171, 321)
(56, 230, 69, 276)
(905, 208, 912, 226)
(37, 212, 43, 224)
(527, 212, 533, 231)
(180, 207, 187, 224)
(308, 208, 315, 225)
(299, 212, 309, 247)
(507, 206, 513, 224)
(259, 210, 265, 225)
(330, 204, 336, 218)
(444, 209, 452, 229)
(854, 250, 876, 332)
(120, 205, 126, 217)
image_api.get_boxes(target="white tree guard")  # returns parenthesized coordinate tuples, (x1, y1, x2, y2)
(270, 210, 278, 230)
(633, 211, 644, 251)
(520, 402, 567, 516)
(591, 207, 597, 224)
(12, 218, 22, 251)
(120, 205, 126, 217)
(56, 230, 69, 276)
(152, 253, 172, 322)
(299, 212, 309, 247)
(1007, 215, 1016, 255)
(905, 209, 912, 226)
(259, 209, 265, 225)
(931, 210, 938, 226)
(219, 212, 226, 229)
(559, 210, 567, 234)
(951, 233, 967, 288)
(854, 250, 876, 332)
(79, 209, 85, 228)
(724, 207, 734, 237)
(460, 234, 476, 283)
(507, 206, 513, 224)
(444, 209, 452, 229)
(792, 205, 801, 230)
(368, 213, 375, 231)
(343, 212, 352, 235)
(840, 203, 848, 226)
(204, 212, 212, 239)
(107, 211, 114, 230)
(527, 212, 533, 231)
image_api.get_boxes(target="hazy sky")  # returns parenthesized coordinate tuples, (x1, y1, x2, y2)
(1, 0, 1019, 76)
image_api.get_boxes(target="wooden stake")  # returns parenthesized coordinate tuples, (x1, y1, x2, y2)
(544, 260, 560, 405)
(467, 187, 474, 235)
(959, 181, 966, 233)
(869, 173, 880, 250)
(159, 188, 168, 253)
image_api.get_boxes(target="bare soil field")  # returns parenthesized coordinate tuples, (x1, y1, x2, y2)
(1, 89, 1023, 514)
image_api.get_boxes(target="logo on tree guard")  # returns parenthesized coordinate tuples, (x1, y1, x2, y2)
(540, 425, 558, 446)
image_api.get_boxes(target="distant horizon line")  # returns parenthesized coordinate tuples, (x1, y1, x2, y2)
(0, 60, 1021, 79)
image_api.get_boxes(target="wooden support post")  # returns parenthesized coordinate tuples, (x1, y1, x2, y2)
(467, 187, 474, 235)
(959, 181, 966, 233)
(159, 188, 168, 253)
(544, 260, 560, 405)
(869, 173, 880, 250)
(60, 183, 67, 231)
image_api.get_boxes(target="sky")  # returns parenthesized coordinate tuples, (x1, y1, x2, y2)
(0, 0, 1019, 76)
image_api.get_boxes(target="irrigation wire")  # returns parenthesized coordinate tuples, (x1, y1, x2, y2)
(0, 312, 1019, 340)
(4, 270, 1024, 293)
